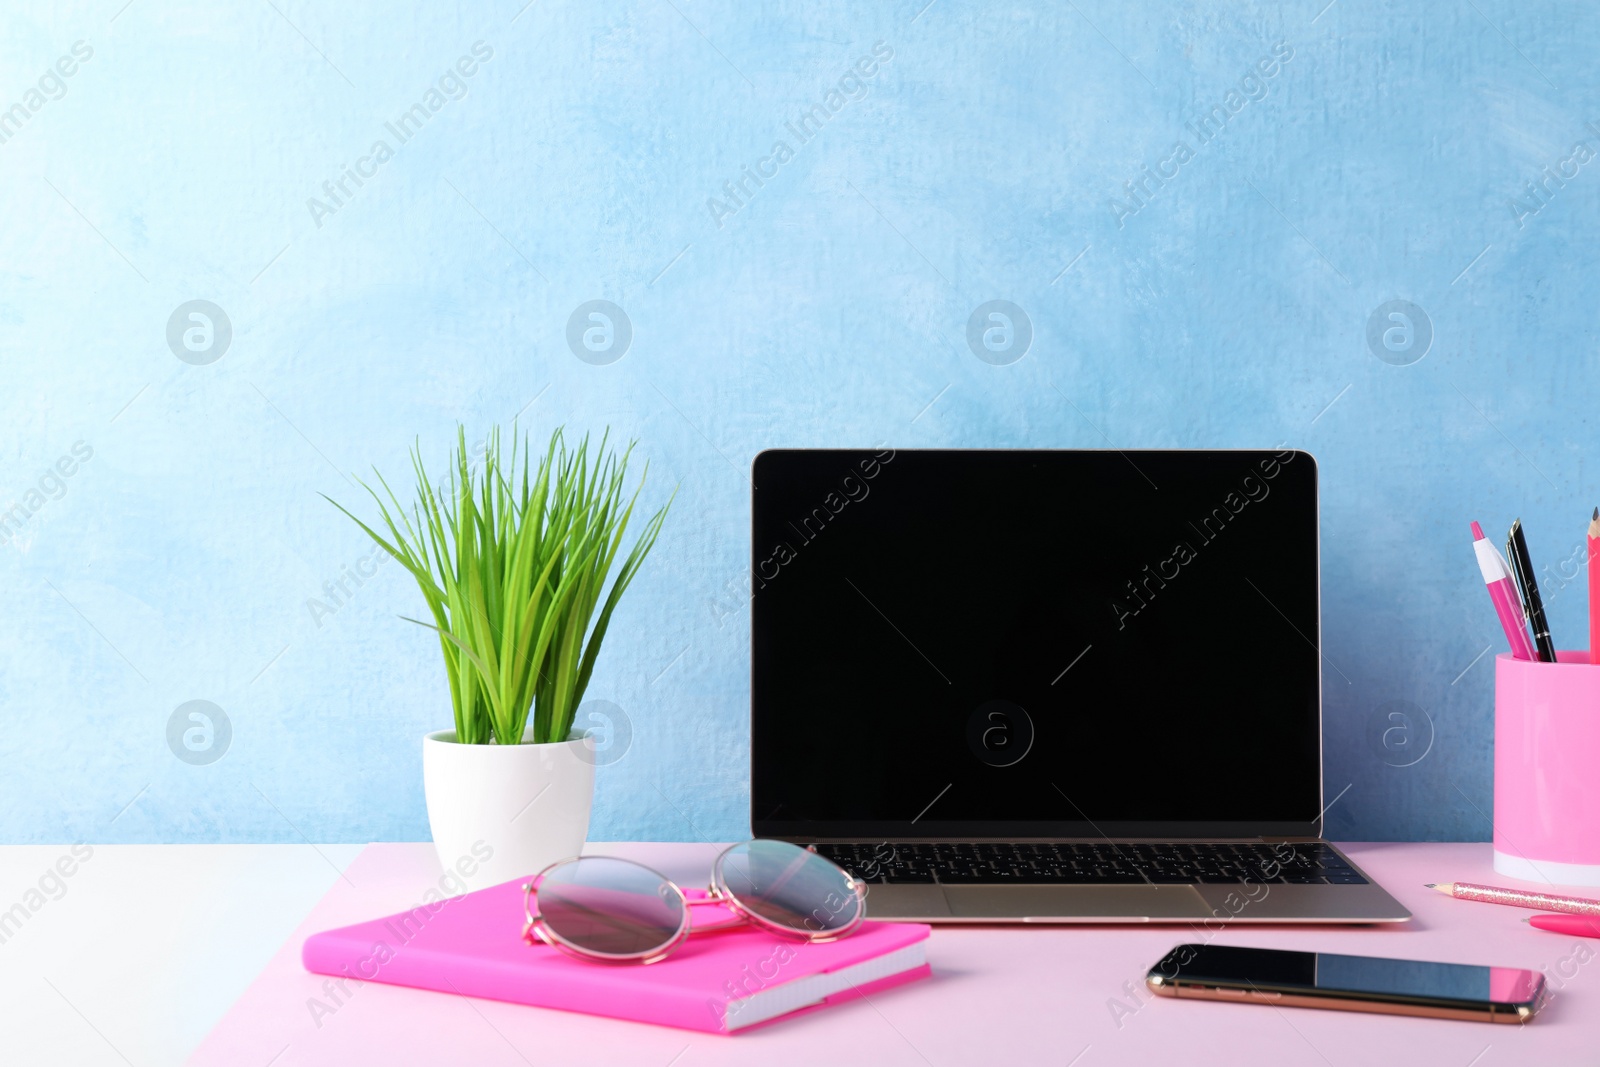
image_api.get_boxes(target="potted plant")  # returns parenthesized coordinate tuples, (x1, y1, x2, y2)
(329, 425, 672, 887)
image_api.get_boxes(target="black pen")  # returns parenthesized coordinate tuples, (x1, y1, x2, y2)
(1507, 519, 1555, 662)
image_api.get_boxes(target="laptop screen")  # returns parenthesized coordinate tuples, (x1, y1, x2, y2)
(750, 449, 1323, 839)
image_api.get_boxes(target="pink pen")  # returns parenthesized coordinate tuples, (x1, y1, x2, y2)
(1473, 521, 1536, 660)
(1529, 914, 1600, 939)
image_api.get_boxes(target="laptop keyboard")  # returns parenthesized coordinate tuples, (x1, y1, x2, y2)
(812, 842, 1368, 886)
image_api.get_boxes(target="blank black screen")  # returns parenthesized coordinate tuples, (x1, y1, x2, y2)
(750, 449, 1322, 837)
(1153, 945, 1500, 1005)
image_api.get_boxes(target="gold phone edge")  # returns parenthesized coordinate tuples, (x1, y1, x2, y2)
(1145, 974, 1541, 1024)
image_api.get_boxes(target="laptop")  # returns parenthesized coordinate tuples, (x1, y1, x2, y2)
(750, 448, 1410, 923)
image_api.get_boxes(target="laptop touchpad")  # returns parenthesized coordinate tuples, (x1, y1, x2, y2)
(944, 885, 1210, 920)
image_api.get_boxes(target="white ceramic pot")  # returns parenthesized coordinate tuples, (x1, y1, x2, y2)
(422, 729, 594, 891)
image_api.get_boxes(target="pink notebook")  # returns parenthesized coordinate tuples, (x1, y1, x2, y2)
(302, 877, 931, 1034)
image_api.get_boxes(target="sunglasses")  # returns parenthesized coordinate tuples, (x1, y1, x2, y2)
(521, 839, 867, 964)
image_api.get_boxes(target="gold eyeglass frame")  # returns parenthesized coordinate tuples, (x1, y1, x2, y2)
(521, 841, 867, 965)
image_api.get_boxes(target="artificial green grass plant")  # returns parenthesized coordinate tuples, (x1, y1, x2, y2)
(327, 426, 672, 746)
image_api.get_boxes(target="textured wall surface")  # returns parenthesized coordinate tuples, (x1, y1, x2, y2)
(2, 2, 1594, 844)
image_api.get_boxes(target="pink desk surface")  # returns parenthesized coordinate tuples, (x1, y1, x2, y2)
(192, 842, 1599, 1067)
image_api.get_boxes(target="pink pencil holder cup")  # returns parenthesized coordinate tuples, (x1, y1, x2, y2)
(1495, 651, 1600, 886)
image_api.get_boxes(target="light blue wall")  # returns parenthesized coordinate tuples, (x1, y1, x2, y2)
(2, 1, 1593, 844)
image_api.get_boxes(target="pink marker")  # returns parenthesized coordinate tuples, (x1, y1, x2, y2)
(1473, 521, 1535, 660)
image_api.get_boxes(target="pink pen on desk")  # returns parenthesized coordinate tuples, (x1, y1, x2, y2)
(1528, 914, 1600, 939)
(1472, 521, 1536, 660)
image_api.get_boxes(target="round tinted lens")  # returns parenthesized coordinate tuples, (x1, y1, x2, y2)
(715, 840, 863, 936)
(535, 857, 685, 958)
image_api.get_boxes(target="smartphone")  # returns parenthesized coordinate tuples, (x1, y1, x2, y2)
(1146, 944, 1546, 1024)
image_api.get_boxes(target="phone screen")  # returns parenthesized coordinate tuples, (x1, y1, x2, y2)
(1151, 944, 1543, 1009)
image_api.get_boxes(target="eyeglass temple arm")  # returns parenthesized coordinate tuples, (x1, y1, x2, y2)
(521, 883, 543, 942)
